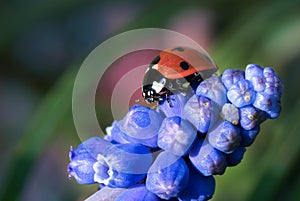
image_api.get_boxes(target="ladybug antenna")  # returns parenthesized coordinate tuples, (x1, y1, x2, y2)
(135, 98, 147, 103)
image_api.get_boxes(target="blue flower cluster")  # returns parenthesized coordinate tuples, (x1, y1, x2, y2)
(68, 64, 283, 200)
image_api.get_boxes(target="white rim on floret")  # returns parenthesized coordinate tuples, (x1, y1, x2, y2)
(93, 154, 114, 185)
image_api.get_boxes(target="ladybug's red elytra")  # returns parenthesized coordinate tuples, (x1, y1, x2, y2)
(142, 46, 218, 105)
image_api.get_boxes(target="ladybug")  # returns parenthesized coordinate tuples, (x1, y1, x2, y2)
(142, 46, 218, 105)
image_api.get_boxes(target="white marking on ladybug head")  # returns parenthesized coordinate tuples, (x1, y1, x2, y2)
(152, 78, 166, 93)
(152, 64, 158, 70)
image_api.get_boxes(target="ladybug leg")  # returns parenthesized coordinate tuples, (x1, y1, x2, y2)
(158, 92, 174, 107)
(166, 91, 175, 108)
(177, 87, 188, 96)
(158, 93, 166, 104)
(188, 73, 204, 91)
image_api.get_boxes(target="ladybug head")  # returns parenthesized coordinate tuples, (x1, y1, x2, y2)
(142, 68, 168, 104)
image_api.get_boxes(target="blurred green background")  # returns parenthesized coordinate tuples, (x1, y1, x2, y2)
(0, 0, 300, 200)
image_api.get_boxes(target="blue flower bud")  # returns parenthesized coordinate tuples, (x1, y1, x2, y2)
(115, 184, 161, 201)
(159, 93, 188, 118)
(196, 75, 227, 107)
(184, 95, 218, 134)
(146, 152, 189, 200)
(245, 64, 265, 92)
(208, 120, 241, 154)
(118, 105, 163, 148)
(221, 69, 245, 90)
(245, 64, 264, 77)
(189, 140, 227, 176)
(178, 165, 215, 201)
(105, 121, 130, 144)
(263, 67, 283, 97)
(68, 64, 284, 201)
(240, 126, 260, 147)
(239, 105, 267, 130)
(226, 147, 246, 167)
(253, 92, 281, 119)
(227, 79, 256, 108)
(93, 143, 152, 188)
(85, 186, 126, 201)
(266, 107, 281, 119)
(158, 116, 197, 156)
(220, 103, 239, 125)
(68, 137, 111, 184)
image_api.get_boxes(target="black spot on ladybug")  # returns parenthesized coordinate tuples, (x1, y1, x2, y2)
(150, 55, 160, 66)
(172, 47, 184, 52)
(180, 61, 189, 70)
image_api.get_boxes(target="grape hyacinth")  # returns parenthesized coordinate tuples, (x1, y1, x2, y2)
(68, 64, 283, 200)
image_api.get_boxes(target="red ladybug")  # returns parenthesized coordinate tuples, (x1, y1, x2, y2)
(142, 46, 218, 104)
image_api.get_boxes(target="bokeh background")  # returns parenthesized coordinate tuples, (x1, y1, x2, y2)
(1, 0, 300, 200)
